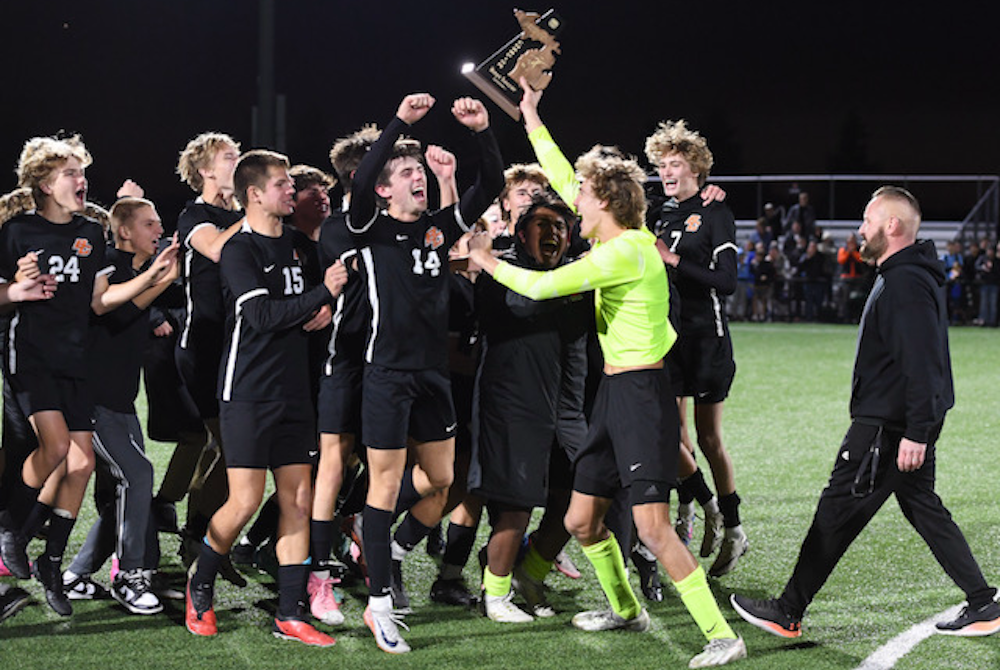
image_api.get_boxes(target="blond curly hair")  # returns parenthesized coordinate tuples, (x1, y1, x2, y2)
(574, 145, 647, 229)
(16, 135, 93, 204)
(176, 132, 240, 193)
(644, 120, 713, 187)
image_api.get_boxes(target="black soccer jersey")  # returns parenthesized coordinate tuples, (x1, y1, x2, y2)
(318, 208, 369, 373)
(653, 196, 738, 337)
(88, 247, 148, 413)
(218, 222, 332, 402)
(0, 212, 112, 378)
(348, 116, 503, 371)
(176, 198, 244, 349)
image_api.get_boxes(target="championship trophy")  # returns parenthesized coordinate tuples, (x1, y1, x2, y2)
(461, 9, 564, 120)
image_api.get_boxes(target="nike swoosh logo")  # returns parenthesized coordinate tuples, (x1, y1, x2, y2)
(264, 264, 276, 272)
(842, 451, 849, 460)
(697, 391, 711, 398)
(308, 450, 319, 458)
(630, 463, 641, 472)
(445, 423, 457, 432)
(377, 620, 400, 648)
(395, 234, 408, 242)
(706, 623, 718, 635)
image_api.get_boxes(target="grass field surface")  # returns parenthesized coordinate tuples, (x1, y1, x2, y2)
(1, 323, 998, 669)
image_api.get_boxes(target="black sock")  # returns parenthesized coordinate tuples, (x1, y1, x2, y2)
(22, 501, 53, 540)
(187, 513, 211, 541)
(192, 540, 224, 589)
(442, 522, 477, 569)
(310, 519, 334, 564)
(5, 480, 41, 531)
(277, 563, 309, 619)
(719, 491, 742, 528)
(392, 468, 421, 519)
(44, 513, 76, 564)
(362, 505, 393, 597)
(393, 514, 433, 553)
(677, 476, 696, 505)
(246, 496, 280, 547)
(686, 469, 716, 506)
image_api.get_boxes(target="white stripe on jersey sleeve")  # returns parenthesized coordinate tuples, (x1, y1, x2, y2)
(711, 242, 739, 262)
(453, 206, 470, 233)
(7, 312, 19, 375)
(97, 264, 116, 278)
(185, 222, 217, 249)
(180, 248, 195, 349)
(360, 247, 380, 364)
(221, 313, 242, 402)
(235, 288, 268, 313)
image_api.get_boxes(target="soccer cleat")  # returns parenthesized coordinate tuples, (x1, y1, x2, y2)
(390, 559, 411, 615)
(700, 506, 725, 558)
(273, 615, 336, 646)
(935, 601, 1000, 636)
(33, 555, 71, 616)
(230, 540, 256, 567)
(675, 502, 696, 546)
(572, 607, 650, 632)
(147, 569, 184, 601)
(0, 584, 30, 622)
(688, 636, 747, 668)
(709, 527, 749, 577)
(364, 605, 411, 654)
(112, 568, 163, 615)
(185, 579, 217, 636)
(632, 546, 664, 602)
(0, 528, 31, 579)
(730, 594, 801, 638)
(63, 571, 110, 600)
(485, 591, 534, 623)
(429, 577, 475, 607)
(0, 555, 11, 577)
(553, 549, 582, 579)
(426, 523, 446, 559)
(512, 565, 555, 617)
(307, 572, 345, 626)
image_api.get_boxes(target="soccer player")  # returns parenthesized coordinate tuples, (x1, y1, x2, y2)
(63, 197, 180, 614)
(645, 120, 748, 576)
(172, 133, 246, 574)
(731, 186, 1000, 639)
(0, 135, 177, 615)
(470, 194, 589, 622)
(348, 93, 503, 653)
(468, 138, 746, 667)
(185, 150, 347, 645)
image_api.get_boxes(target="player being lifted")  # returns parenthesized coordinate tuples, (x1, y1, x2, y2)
(348, 93, 503, 653)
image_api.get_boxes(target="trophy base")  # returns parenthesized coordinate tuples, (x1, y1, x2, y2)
(462, 63, 521, 121)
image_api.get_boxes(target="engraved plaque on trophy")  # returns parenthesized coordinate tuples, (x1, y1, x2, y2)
(461, 8, 564, 120)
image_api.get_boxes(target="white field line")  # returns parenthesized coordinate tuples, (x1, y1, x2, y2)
(854, 604, 963, 670)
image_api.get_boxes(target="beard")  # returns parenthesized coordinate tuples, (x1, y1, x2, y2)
(859, 228, 887, 264)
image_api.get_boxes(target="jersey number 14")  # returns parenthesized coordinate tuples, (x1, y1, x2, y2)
(411, 248, 442, 277)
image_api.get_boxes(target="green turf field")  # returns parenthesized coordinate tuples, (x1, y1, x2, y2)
(2, 323, 998, 669)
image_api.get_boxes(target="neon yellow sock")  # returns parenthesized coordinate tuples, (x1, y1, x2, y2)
(580, 534, 641, 620)
(522, 542, 553, 583)
(483, 567, 512, 598)
(673, 565, 735, 640)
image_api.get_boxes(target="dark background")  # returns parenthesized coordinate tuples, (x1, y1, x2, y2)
(2, 1, 998, 227)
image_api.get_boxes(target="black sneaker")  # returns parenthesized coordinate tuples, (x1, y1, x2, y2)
(0, 528, 31, 579)
(0, 584, 30, 622)
(426, 523, 446, 559)
(936, 601, 1000, 636)
(390, 559, 411, 614)
(33, 555, 72, 617)
(430, 577, 474, 607)
(112, 568, 164, 615)
(730, 594, 801, 638)
(631, 549, 663, 602)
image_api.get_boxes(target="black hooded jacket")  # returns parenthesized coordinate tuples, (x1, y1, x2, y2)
(850, 240, 955, 442)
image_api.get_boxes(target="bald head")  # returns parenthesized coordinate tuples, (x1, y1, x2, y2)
(872, 186, 921, 238)
(859, 186, 922, 265)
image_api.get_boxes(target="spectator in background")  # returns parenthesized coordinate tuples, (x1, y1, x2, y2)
(749, 219, 772, 249)
(784, 191, 816, 239)
(767, 242, 789, 321)
(761, 202, 784, 242)
(731, 240, 755, 321)
(963, 243, 981, 320)
(798, 241, 828, 322)
(974, 242, 999, 327)
(836, 233, 866, 323)
(751, 242, 775, 322)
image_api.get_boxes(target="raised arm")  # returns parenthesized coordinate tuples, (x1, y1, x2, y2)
(426, 145, 459, 209)
(519, 78, 579, 210)
(450, 98, 504, 225)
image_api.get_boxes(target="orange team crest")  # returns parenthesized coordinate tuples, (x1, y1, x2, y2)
(424, 226, 445, 250)
(72, 237, 93, 257)
(684, 214, 703, 233)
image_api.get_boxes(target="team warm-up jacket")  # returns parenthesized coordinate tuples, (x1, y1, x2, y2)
(850, 240, 954, 443)
(348, 115, 504, 371)
(218, 221, 333, 402)
(0, 212, 112, 378)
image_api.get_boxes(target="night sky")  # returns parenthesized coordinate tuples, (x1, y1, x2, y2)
(2, 1, 998, 225)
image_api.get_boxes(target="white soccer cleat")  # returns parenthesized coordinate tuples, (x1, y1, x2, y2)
(688, 636, 747, 668)
(485, 591, 534, 623)
(572, 607, 650, 632)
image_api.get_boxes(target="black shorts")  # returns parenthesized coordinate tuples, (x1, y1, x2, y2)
(361, 365, 456, 449)
(573, 367, 679, 504)
(666, 331, 736, 404)
(317, 358, 363, 436)
(175, 327, 224, 421)
(219, 399, 317, 470)
(10, 372, 93, 432)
